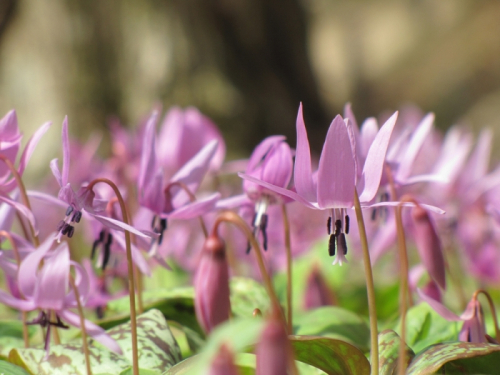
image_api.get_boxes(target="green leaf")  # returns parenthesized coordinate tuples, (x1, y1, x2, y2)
(230, 277, 271, 318)
(119, 367, 162, 375)
(0, 321, 37, 359)
(107, 309, 182, 372)
(8, 309, 182, 375)
(8, 341, 131, 375)
(294, 307, 370, 351)
(394, 303, 458, 353)
(378, 330, 415, 375)
(0, 360, 30, 375)
(290, 335, 370, 375)
(406, 342, 500, 374)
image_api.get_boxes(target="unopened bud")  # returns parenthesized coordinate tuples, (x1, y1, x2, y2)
(304, 265, 336, 310)
(255, 308, 293, 375)
(194, 234, 231, 333)
(209, 344, 241, 375)
(459, 298, 487, 343)
(253, 308, 262, 317)
(412, 205, 446, 290)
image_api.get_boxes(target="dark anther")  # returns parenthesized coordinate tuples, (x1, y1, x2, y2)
(27, 311, 48, 327)
(56, 220, 65, 231)
(54, 315, 69, 329)
(67, 225, 75, 238)
(381, 192, 389, 202)
(96, 306, 105, 319)
(334, 219, 341, 236)
(61, 223, 71, 235)
(338, 233, 348, 255)
(328, 234, 336, 256)
(158, 218, 167, 245)
(102, 238, 112, 270)
(345, 215, 350, 234)
(260, 214, 268, 251)
(151, 215, 157, 229)
(66, 206, 74, 216)
(72, 211, 82, 223)
(245, 241, 252, 254)
(327, 217, 332, 235)
(371, 208, 377, 221)
(91, 230, 105, 259)
(251, 213, 257, 226)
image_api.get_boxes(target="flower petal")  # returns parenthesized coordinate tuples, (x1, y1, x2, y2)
(61, 116, 70, 187)
(18, 236, 54, 299)
(358, 111, 398, 203)
(163, 192, 220, 219)
(294, 104, 316, 202)
(317, 115, 355, 209)
(417, 288, 462, 321)
(58, 310, 123, 355)
(138, 111, 159, 195)
(0, 192, 38, 235)
(33, 242, 70, 310)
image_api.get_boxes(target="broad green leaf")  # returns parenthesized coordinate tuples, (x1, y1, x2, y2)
(102, 278, 269, 335)
(378, 330, 415, 375)
(0, 321, 37, 359)
(394, 302, 458, 353)
(290, 335, 370, 375)
(107, 309, 182, 372)
(406, 342, 500, 375)
(294, 307, 370, 351)
(0, 360, 30, 375)
(230, 277, 270, 318)
(9, 341, 131, 375)
(119, 367, 162, 375)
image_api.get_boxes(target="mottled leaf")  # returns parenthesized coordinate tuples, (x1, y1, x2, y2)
(107, 309, 182, 372)
(0, 360, 30, 375)
(378, 330, 415, 375)
(407, 342, 500, 375)
(294, 307, 370, 351)
(290, 335, 370, 375)
(0, 321, 37, 359)
(9, 341, 131, 375)
(119, 367, 162, 375)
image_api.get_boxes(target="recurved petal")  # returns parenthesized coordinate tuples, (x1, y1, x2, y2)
(317, 115, 355, 209)
(33, 242, 69, 310)
(163, 192, 220, 219)
(294, 104, 316, 202)
(359, 111, 398, 203)
(61, 116, 70, 187)
(417, 288, 462, 322)
(58, 309, 123, 355)
(138, 111, 159, 194)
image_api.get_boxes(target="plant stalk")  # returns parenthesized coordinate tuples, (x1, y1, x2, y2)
(353, 188, 379, 375)
(87, 178, 139, 375)
(281, 204, 293, 334)
(70, 275, 92, 375)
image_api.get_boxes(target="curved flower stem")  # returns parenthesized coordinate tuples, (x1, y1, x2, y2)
(395, 202, 409, 375)
(281, 204, 293, 334)
(353, 189, 379, 375)
(0, 230, 29, 348)
(213, 211, 282, 316)
(474, 290, 500, 342)
(165, 181, 209, 238)
(107, 198, 144, 314)
(87, 178, 139, 375)
(69, 275, 92, 375)
(0, 155, 39, 247)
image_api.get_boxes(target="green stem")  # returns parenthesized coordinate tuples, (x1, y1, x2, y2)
(353, 188, 379, 375)
(70, 275, 92, 375)
(281, 204, 293, 334)
(87, 178, 139, 375)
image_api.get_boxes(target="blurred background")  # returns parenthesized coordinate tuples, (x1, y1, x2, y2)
(1, 0, 500, 173)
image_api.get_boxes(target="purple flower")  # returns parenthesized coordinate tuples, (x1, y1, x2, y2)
(0, 237, 122, 354)
(30, 117, 151, 243)
(417, 289, 493, 344)
(137, 111, 221, 252)
(241, 104, 401, 265)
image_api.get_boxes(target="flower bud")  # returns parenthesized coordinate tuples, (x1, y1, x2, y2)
(458, 299, 487, 343)
(255, 309, 293, 375)
(209, 344, 241, 375)
(412, 205, 446, 290)
(303, 265, 336, 310)
(194, 234, 231, 333)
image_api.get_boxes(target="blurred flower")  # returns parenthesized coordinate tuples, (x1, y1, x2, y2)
(194, 234, 230, 333)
